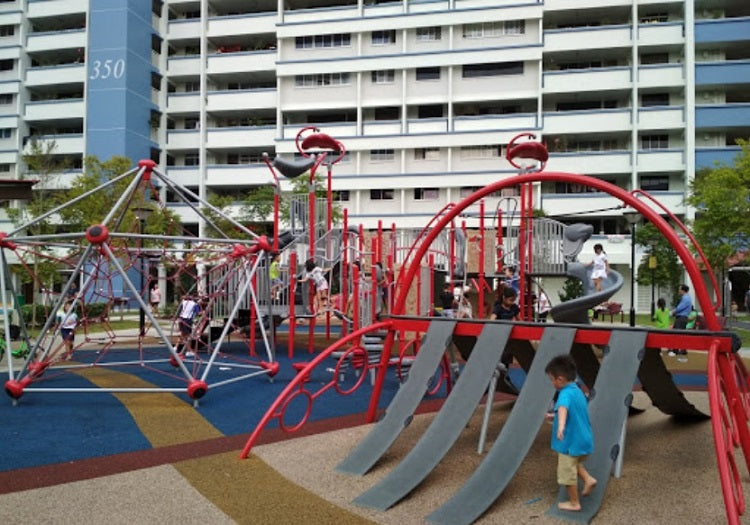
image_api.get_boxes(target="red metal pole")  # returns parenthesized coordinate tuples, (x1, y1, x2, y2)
(479, 199, 485, 318)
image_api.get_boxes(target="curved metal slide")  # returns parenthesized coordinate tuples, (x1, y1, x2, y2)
(353, 323, 513, 510)
(426, 326, 578, 525)
(550, 263, 623, 325)
(546, 329, 647, 523)
(337, 319, 457, 475)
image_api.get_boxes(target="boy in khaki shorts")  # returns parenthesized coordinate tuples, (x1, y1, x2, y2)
(545, 354, 597, 511)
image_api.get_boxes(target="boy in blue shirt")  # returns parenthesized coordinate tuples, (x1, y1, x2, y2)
(545, 354, 597, 511)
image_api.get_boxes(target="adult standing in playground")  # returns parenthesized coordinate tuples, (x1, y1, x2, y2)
(668, 284, 692, 358)
(149, 282, 161, 317)
(587, 243, 609, 292)
(745, 285, 750, 314)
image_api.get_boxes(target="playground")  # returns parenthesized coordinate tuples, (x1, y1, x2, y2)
(1, 129, 749, 524)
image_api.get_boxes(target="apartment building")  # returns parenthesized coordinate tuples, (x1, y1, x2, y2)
(1, 0, 748, 306)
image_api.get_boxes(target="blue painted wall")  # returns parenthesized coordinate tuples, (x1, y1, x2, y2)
(86, 0, 154, 164)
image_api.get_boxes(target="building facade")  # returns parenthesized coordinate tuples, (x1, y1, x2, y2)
(1, 0, 748, 307)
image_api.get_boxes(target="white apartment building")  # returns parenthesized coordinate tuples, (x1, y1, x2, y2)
(1, 0, 748, 308)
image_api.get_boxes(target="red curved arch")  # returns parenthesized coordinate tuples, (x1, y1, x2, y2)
(392, 171, 720, 331)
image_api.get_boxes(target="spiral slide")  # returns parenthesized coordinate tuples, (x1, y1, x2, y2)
(550, 263, 623, 325)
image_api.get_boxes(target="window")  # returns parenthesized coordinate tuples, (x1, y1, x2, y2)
(460, 145, 501, 159)
(416, 27, 441, 41)
(0, 128, 11, 139)
(370, 149, 395, 161)
(0, 94, 12, 105)
(462, 21, 525, 38)
(227, 153, 261, 164)
(370, 189, 394, 200)
(372, 30, 396, 45)
(641, 134, 668, 150)
(0, 59, 13, 71)
(556, 100, 617, 111)
(295, 73, 351, 87)
(641, 93, 669, 107)
(335, 190, 350, 201)
(639, 13, 668, 24)
(184, 117, 199, 129)
(414, 188, 439, 200)
(641, 175, 669, 191)
(374, 107, 399, 120)
(296, 33, 351, 49)
(554, 182, 599, 194)
(417, 105, 442, 119)
(371, 70, 395, 84)
(463, 62, 523, 78)
(0, 25, 14, 37)
(184, 153, 199, 166)
(0, 163, 9, 172)
(414, 148, 440, 160)
(416, 67, 440, 81)
(184, 82, 200, 92)
(640, 53, 669, 65)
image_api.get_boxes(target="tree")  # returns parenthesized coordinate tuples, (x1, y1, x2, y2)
(201, 186, 276, 240)
(686, 139, 750, 277)
(634, 222, 682, 307)
(8, 139, 71, 323)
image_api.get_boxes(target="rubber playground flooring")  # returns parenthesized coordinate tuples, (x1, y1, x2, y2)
(0, 337, 747, 524)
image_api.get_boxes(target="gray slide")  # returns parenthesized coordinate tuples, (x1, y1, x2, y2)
(638, 346, 708, 419)
(550, 263, 623, 325)
(547, 329, 647, 523)
(353, 324, 513, 510)
(427, 326, 578, 525)
(337, 319, 457, 475)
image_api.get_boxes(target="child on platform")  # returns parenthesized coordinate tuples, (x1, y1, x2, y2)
(545, 354, 597, 512)
(587, 243, 609, 292)
(299, 258, 330, 314)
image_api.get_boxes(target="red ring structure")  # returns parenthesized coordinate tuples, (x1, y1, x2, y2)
(505, 133, 549, 171)
(240, 166, 749, 525)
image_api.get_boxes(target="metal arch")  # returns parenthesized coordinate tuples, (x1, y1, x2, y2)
(391, 171, 721, 332)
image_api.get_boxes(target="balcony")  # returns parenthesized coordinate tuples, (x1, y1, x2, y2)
(543, 0, 630, 10)
(24, 99, 84, 121)
(637, 22, 683, 46)
(166, 129, 200, 149)
(25, 64, 85, 86)
(540, 192, 628, 221)
(543, 108, 632, 134)
(696, 17, 750, 44)
(695, 60, 750, 86)
(32, 134, 83, 154)
(205, 126, 276, 148)
(168, 19, 200, 40)
(205, 164, 272, 186)
(638, 106, 685, 130)
(207, 50, 276, 75)
(166, 55, 200, 77)
(165, 166, 199, 186)
(27, 0, 86, 18)
(636, 149, 684, 172)
(543, 67, 631, 93)
(27, 29, 86, 52)
(208, 12, 276, 37)
(544, 25, 632, 52)
(695, 146, 742, 169)
(547, 151, 632, 175)
(696, 103, 750, 129)
(638, 64, 684, 88)
(167, 92, 199, 113)
(453, 113, 539, 133)
(206, 88, 277, 112)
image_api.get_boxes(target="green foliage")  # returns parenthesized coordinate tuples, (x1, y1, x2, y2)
(202, 186, 275, 239)
(686, 139, 750, 273)
(558, 277, 583, 302)
(279, 175, 343, 227)
(634, 223, 682, 305)
(20, 303, 49, 327)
